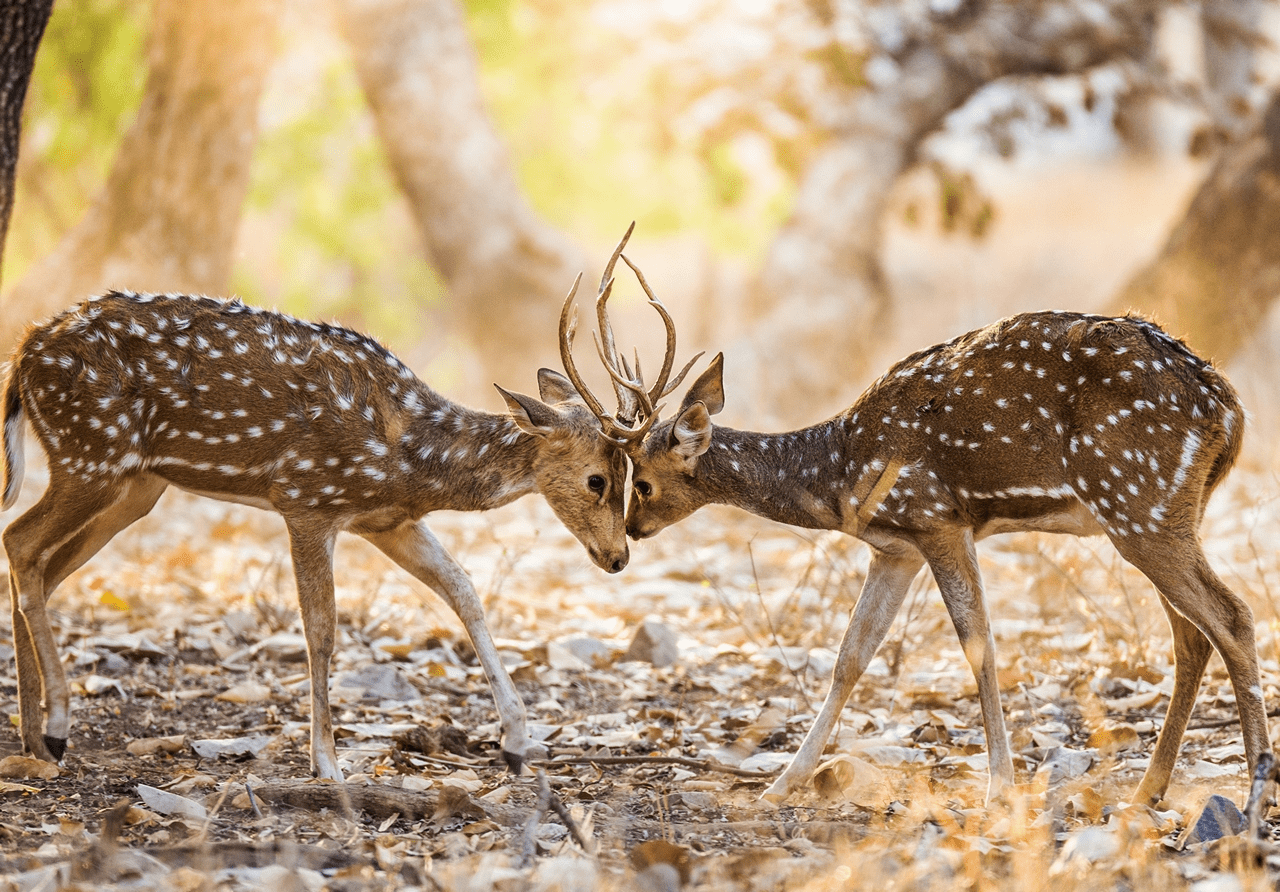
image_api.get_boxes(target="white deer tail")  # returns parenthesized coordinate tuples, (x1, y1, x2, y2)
(1, 363, 24, 510)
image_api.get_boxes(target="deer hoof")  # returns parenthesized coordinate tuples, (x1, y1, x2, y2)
(42, 735, 67, 761)
(501, 740, 549, 774)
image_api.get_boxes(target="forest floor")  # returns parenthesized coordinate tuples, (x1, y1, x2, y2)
(3, 456, 1280, 891)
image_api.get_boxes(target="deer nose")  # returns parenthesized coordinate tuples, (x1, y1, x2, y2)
(609, 555, 627, 573)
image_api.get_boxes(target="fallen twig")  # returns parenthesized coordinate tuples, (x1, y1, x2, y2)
(549, 789, 594, 855)
(521, 770, 554, 868)
(533, 754, 779, 779)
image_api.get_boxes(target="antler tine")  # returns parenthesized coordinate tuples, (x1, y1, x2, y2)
(595, 275, 641, 423)
(593, 331, 655, 421)
(557, 273, 611, 421)
(618, 253, 683, 403)
(662, 350, 706, 399)
(598, 221, 635, 298)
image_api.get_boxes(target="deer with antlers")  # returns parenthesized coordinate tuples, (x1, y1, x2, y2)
(0, 235, 670, 780)
(577, 247, 1271, 807)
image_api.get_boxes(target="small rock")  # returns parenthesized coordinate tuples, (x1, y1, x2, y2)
(674, 791, 718, 810)
(1034, 746, 1095, 787)
(557, 636, 613, 668)
(253, 632, 308, 662)
(623, 621, 679, 667)
(1179, 794, 1245, 847)
(190, 735, 272, 760)
(333, 663, 419, 702)
(1050, 826, 1119, 875)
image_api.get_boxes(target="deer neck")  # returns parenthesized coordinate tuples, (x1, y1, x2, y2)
(400, 400, 539, 513)
(696, 421, 854, 531)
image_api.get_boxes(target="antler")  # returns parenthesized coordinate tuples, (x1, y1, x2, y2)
(617, 253, 703, 406)
(594, 222, 643, 424)
(560, 223, 704, 452)
(558, 271, 658, 451)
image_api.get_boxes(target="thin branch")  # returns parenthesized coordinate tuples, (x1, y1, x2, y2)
(532, 754, 779, 779)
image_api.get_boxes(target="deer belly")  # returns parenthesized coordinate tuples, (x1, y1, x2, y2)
(972, 494, 1103, 540)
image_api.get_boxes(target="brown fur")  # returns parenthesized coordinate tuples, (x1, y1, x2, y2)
(2, 290, 630, 780)
(626, 310, 1268, 806)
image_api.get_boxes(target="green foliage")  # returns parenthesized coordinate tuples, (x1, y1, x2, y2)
(460, 0, 796, 259)
(8, 0, 149, 280)
(233, 58, 442, 346)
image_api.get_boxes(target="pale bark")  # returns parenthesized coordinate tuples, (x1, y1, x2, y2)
(1109, 93, 1280, 362)
(747, 0, 1158, 423)
(335, 0, 585, 391)
(1202, 0, 1261, 133)
(0, 0, 282, 354)
(0, 0, 51, 288)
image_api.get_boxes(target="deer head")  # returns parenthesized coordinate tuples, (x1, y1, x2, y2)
(496, 368, 630, 573)
(624, 353, 726, 540)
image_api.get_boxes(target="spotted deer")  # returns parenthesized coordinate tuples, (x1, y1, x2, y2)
(594, 257, 1271, 806)
(0, 246, 660, 780)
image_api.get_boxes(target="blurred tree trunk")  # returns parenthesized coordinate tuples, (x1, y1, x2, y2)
(336, 0, 585, 392)
(0, 0, 51, 290)
(746, 0, 1157, 423)
(0, 0, 282, 354)
(1202, 0, 1260, 136)
(1108, 94, 1280, 361)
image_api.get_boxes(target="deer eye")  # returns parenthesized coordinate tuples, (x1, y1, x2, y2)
(635, 480, 652, 497)
(587, 475, 606, 494)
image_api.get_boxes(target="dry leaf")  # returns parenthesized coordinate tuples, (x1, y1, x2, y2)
(127, 735, 187, 757)
(0, 755, 60, 780)
(215, 681, 272, 703)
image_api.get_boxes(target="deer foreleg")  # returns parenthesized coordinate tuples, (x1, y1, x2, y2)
(360, 521, 541, 772)
(285, 518, 342, 781)
(762, 545, 924, 804)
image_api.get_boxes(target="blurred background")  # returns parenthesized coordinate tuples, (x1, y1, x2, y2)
(3, 0, 1280, 455)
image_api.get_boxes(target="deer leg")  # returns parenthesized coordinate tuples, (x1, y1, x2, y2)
(40, 477, 168, 593)
(920, 528, 1015, 803)
(1134, 593, 1213, 805)
(359, 521, 541, 772)
(284, 517, 342, 781)
(3, 477, 138, 760)
(1119, 538, 1271, 800)
(762, 544, 924, 804)
(8, 566, 44, 759)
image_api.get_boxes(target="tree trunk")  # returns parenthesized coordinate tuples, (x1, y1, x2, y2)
(0, 0, 52, 289)
(335, 0, 585, 394)
(1108, 94, 1280, 362)
(745, 0, 1157, 423)
(1202, 0, 1261, 134)
(0, 0, 282, 353)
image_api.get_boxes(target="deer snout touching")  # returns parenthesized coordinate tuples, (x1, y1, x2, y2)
(626, 518, 657, 541)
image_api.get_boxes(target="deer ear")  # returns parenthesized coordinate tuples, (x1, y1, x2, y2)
(535, 368, 581, 405)
(495, 384, 563, 437)
(669, 401, 713, 464)
(680, 353, 725, 416)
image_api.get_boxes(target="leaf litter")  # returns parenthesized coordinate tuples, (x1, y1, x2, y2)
(3, 460, 1280, 889)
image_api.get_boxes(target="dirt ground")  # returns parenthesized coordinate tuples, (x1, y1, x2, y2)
(2, 447, 1280, 890)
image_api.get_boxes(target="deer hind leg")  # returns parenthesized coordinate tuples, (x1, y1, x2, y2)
(1117, 536, 1271, 801)
(284, 516, 342, 781)
(3, 475, 154, 760)
(358, 521, 541, 773)
(1134, 593, 1213, 805)
(920, 527, 1015, 803)
(762, 544, 924, 804)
